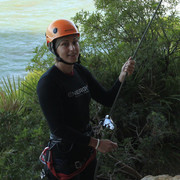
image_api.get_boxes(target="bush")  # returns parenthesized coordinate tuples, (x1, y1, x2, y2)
(0, 0, 180, 179)
(0, 71, 49, 179)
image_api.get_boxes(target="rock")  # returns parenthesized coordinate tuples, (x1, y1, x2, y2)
(141, 175, 180, 180)
(174, 176, 180, 180)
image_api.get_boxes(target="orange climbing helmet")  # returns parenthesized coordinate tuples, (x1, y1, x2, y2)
(45, 19, 80, 46)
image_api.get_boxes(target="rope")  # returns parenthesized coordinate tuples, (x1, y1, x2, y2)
(109, 0, 163, 118)
(94, 1, 163, 179)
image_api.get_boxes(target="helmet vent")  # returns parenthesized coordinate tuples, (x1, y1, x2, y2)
(53, 28, 58, 34)
(65, 28, 74, 32)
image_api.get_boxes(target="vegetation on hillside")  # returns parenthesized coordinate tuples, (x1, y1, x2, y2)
(0, 0, 179, 179)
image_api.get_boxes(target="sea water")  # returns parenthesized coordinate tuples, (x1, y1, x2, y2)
(1, 0, 179, 80)
(0, 0, 95, 79)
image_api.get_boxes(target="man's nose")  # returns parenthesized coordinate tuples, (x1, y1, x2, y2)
(69, 43, 75, 51)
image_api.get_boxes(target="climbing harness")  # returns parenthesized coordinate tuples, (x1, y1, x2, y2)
(39, 134, 96, 180)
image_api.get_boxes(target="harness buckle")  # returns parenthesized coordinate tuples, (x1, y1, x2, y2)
(75, 161, 82, 169)
(40, 169, 46, 179)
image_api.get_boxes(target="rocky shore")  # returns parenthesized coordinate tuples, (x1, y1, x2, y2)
(141, 175, 180, 180)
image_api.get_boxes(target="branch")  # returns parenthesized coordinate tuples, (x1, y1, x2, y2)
(96, 174, 109, 180)
(108, 154, 143, 179)
(169, 39, 180, 56)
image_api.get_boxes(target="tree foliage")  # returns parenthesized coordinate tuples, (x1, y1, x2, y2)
(0, 0, 180, 179)
(72, 0, 180, 178)
(0, 72, 48, 179)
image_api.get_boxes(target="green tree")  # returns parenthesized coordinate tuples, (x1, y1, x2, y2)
(72, 0, 180, 178)
(8, 0, 179, 179)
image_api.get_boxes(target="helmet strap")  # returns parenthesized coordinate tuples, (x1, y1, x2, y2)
(56, 56, 76, 65)
(56, 54, 81, 65)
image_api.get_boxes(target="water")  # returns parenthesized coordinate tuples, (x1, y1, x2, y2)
(0, 0, 95, 79)
(1, 0, 179, 80)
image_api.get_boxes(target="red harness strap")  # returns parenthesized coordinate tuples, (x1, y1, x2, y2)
(40, 147, 96, 180)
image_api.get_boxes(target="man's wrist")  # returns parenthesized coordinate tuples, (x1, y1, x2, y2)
(88, 137, 98, 148)
(95, 139, 100, 150)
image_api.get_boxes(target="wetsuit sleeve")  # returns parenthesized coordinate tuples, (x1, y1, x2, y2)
(37, 75, 91, 145)
(80, 65, 121, 107)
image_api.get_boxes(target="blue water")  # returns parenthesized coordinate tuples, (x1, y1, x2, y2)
(0, 0, 95, 79)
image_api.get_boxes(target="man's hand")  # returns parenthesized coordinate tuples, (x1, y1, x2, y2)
(119, 57, 135, 82)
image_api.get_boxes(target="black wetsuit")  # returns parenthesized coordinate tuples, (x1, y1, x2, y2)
(37, 63, 121, 179)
